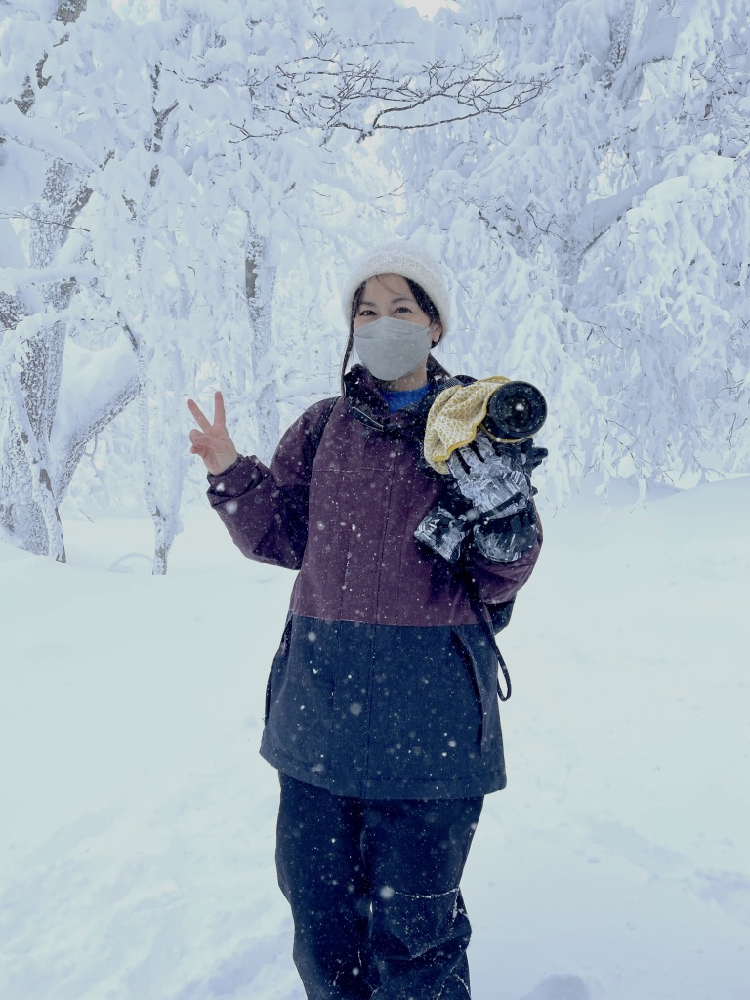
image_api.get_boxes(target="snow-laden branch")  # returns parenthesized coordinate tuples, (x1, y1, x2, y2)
(0, 263, 96, 295)
(0, 309, 71, 373)
(577, 165, 669, 250)
(50, 336, 139, 499)
(0, 103, 96, 172)
(618, 13, 682, 99)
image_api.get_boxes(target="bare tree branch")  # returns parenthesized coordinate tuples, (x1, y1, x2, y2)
(0, 211, 91, 233)
(232, 52, 545, 140)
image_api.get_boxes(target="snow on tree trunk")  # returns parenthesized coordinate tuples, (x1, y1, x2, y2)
(245, 237, 279, 464)
(2, 372, 65, 560)
(134, 331, 186, 577)
(16, 158, 92, 556)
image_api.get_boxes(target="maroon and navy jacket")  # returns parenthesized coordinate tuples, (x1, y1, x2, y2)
(207, 364, 542, 799)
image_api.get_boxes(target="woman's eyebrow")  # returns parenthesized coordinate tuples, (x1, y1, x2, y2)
(359, 296, 414, 307)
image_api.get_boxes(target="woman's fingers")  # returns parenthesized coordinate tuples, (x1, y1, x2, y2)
(187, 397, 212, 432)
(189, 428, 222, 450)
(213, 390, 227, 429)
(188, 392, 228, 432)
(188, 392, 237, 474)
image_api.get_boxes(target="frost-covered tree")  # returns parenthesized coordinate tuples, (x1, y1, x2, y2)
(0, 0, 139, 560)
(4, 0, 745, 575)
(1, 0, 396, 569)
(389, 0, 750, 493)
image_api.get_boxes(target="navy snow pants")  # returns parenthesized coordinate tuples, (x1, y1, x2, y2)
(275, 773, 483, 1000)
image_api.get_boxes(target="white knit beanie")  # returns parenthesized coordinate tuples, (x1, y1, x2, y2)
(341, 241, 451, 335)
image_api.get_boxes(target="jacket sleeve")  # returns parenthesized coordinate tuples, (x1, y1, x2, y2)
(463, 504, 543, 605)
(205, 398, 333, 569)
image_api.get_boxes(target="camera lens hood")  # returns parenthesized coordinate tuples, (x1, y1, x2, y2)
(483, 381, 547, 441)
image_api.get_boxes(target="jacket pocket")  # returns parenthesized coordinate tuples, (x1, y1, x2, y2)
(265, 612, 293, 723)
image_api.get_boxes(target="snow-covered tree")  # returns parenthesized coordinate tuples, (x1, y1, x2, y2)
(1, 0, 397, 568)
(1, 0, 137, 560)
(389, 0, 750, 494)
(3, 0, 747, 573)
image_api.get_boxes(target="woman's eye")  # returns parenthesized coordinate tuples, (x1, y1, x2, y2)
(396, 306, 412, 313)
(358, 309, 375, 316)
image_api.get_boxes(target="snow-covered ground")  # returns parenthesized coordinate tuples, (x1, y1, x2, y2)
(1, 477, 748, 1000)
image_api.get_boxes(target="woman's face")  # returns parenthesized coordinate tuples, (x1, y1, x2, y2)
(353, 274, 441, 344)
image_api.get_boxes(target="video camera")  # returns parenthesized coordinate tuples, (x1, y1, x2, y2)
(414, 380, 548, 565)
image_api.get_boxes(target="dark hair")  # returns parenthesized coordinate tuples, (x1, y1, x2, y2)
(340, 276, 442, 394)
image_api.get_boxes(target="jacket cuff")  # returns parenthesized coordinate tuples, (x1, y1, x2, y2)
(208, 455, 242, 478)
(206, 454, 265, 506)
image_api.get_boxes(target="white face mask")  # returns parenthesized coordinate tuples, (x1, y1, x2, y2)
(353, 316, 434, 382)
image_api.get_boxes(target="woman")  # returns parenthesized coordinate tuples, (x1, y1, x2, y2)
(187, 242, 542, 999)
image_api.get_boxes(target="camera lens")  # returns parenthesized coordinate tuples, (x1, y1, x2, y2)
(484, 382, 547, 440)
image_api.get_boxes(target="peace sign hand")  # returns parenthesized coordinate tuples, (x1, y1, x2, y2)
(187, 391, 239, 475)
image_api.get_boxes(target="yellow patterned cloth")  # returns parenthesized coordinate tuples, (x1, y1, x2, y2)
(424, 376, 510, 474)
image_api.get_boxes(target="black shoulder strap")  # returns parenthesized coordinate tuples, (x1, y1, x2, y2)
(310, 396, 338, 458)
(436, 374, 477, 392)
(461, 568, 513, 702)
